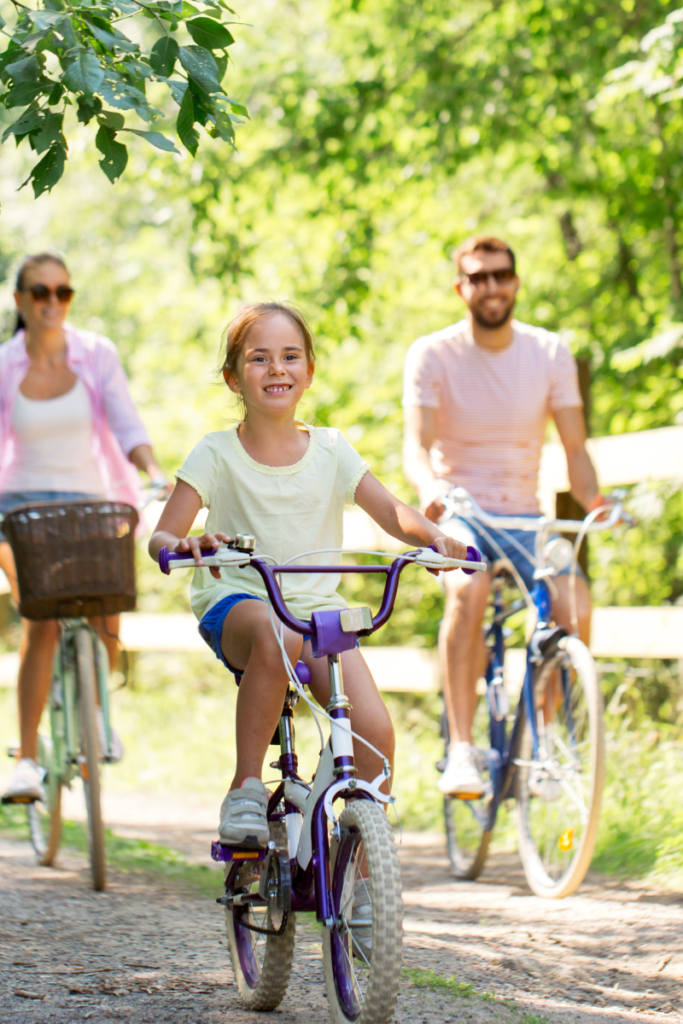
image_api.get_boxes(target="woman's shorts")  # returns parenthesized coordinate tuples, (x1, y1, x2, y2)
(0, 490, 102, 544)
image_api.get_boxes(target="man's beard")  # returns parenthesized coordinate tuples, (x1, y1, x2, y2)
(471, 297, 515, 329)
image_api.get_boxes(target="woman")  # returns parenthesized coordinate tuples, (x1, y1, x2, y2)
(0, 252, 167, 802)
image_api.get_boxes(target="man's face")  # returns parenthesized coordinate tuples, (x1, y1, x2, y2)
(454, 250, 519, 329)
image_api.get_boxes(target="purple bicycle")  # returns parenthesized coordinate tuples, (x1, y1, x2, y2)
(160, 537, 485, 1024)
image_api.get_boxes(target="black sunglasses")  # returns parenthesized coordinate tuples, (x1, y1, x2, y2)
(460, 269, 516, 287)
(23, 284, 75, 303)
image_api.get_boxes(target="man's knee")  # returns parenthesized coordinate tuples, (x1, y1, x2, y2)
(442, 572, 490, 633)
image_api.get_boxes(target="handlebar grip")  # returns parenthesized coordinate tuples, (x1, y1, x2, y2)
(158, 545, 218, 575)
(462, 545, 483, 575)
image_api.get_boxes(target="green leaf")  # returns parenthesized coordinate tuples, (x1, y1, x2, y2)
(214, 51, 228, 81)
(229, 101, 248, 117)
(95, 125, 128, 182)
(19, 142, 67, 197)
(99, 72, 157, 120)
(150, 36, 179, 76)
(97, 110, 125, 129)
(181, 1, 200, 14)
(176, 85, 199, 155)
(77, 94, 103, 123)
(159, 77, 187, 104)
(47, 81, 65, 105)
(86, 21, 139, 53)
(178, 44, 222, 93)
(4, 79, 50, 108)
(63, 50, 105, 94)
(5, 55, 41, 83)
(186, 16, 234, 50)
(2, 106, 43, 143)
(120, 58, 154, 79)
(123, 128, 179, 153)
(27, 9, 65, 31)
(32, 112, 63, 155)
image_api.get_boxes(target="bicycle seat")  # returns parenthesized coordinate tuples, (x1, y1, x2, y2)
(234, 660, 311, 688)
(491, 558, 514, 580)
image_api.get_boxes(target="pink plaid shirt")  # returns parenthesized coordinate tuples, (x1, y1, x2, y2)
(0, 324, 151, 507)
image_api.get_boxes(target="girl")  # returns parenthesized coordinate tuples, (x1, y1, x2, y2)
(149, 302, 467, 847)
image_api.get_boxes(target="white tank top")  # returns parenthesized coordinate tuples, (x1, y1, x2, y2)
(3, 377, 104, 495)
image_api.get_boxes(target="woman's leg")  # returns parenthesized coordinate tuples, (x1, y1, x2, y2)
(0, 541, 58, 761)
(303, 645, 395, 792)
(220, 600, 304, 790)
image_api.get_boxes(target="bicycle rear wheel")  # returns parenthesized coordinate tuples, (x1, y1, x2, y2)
(442, 704, 493, 880)
(322, 800, 402, 1024)
(516, 636, 604, 898)
(75, 627, 106, 891)
(27, 734, 62, 865)
(225, 820, 296, 1010)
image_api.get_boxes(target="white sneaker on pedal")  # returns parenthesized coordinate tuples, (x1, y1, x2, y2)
(1, 758, 45, 803)
(351, 878, 372, 963)
(96, 708, 124, 763)
(219, 777, 270, 848)
(438, 741, 485, 798)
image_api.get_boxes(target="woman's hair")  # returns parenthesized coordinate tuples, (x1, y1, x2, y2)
(13, 252, 69, 333)
(220, 302, 316, 385)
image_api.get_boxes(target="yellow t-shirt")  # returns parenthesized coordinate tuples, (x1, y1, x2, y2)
(176, 423, 370, 621)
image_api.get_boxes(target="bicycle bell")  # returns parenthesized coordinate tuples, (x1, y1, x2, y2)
(542, 536, 573, 572)
(235, 533, 256, 553)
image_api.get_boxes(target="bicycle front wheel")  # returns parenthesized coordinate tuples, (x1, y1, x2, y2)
(224, 821, 296, 1010)
(75, 627, 106, 891)
(322, 800, 402, 1024)
(27, 734, 62, 866)
(516, 636, 604, 898)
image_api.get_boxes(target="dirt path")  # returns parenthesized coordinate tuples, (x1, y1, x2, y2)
(1, 812, 683, 1024)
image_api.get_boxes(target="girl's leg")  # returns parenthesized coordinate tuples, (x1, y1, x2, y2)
(221, 600, 304, 789)
(0, 540, 58, 762)
(303, 645, 395, 792)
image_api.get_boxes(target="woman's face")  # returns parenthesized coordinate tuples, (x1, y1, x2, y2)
(14, 260, 73, 334)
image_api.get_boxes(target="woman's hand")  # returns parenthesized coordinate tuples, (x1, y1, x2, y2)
(174, 532, 232, 579)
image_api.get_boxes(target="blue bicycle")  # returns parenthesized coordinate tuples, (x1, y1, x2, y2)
(439, 488, 626, 899)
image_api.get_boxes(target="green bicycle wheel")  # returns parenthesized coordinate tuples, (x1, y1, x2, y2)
(27, 733, 62, 866)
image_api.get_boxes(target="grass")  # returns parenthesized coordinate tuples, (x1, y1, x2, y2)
(404, 967, 475, 998)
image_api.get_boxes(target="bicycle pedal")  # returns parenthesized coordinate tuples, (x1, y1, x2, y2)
(1, 794, 39, 805)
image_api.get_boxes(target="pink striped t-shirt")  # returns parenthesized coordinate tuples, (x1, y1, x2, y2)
(402, 319, 582, 515)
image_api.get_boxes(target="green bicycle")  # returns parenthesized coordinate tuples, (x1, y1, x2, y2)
(2, 498, 139, 891)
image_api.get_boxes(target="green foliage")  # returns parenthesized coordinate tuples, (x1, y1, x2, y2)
(0, 0, 244, 194)
(404, 967, 475, 999)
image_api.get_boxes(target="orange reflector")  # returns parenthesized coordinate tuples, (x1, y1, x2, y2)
(232, 851, 260, 860)
(455, 793, 482, 801)
(558, 827, 575, 851)
(80, 764, 89, 782)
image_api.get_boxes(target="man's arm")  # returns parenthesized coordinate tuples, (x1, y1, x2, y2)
(403, 406, 449, 522)
(553, 407, 603, 512)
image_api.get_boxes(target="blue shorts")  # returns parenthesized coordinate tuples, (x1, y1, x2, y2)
(440, 514, 584, 593)
(198, 592, 315, 679)
(0, 490, 102, 543)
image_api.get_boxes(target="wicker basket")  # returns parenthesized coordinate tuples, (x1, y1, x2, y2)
(3, 500, 139, 621)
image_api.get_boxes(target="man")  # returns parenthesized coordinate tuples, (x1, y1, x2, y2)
(402, 235, 603, 796)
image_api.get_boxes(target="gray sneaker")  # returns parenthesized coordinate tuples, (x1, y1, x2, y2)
(1, 758, 45, 804)
(219, 777, 269, 848)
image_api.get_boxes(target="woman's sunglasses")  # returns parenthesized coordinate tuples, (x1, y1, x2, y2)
(460, 269, 516, 287)
(23, 284, 75, 303)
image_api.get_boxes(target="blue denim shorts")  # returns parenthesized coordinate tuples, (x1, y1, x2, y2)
(440, 514, 585, 593)
(0, 490, 102, 543)
(198, 592, 316, 680)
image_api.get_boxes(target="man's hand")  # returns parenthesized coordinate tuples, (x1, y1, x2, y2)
(420, 481, 450, 523)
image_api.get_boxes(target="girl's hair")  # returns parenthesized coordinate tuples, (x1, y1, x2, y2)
(14, 252, 69, 333)
(220, 302, 316, 382)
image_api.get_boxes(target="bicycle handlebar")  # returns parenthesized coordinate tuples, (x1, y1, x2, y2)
(158, 544, 486, 636)
(442, 486, 625, 534)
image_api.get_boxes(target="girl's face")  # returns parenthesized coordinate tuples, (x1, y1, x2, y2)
(226, 314, 314, 415)
(14, 261, 73, 334)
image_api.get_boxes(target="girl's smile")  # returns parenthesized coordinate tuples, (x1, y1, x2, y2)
(227, 313, 314, 412)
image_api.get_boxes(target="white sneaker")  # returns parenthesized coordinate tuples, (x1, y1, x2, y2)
(1, 758, 45, 803)
(96, 708, 124, 763)
(351, 878, 372, 963)
(219, 778, 270, 848)
(438, 741, 485, 798)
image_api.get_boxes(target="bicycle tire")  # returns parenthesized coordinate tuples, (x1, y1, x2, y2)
(322, 800, 402, 1024)
(441, 706, 493, 880)
(75, 627, 106, 891)
(516, 636, 604, 898)
(27, 734, 62, 866)
(225, 821, 296, 1010)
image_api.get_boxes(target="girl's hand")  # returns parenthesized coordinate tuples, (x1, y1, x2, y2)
(174, 532, 232, 579)
(430, 534, 468, 575)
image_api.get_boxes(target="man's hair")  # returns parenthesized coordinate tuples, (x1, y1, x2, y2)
(452, 235, 516, 275)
